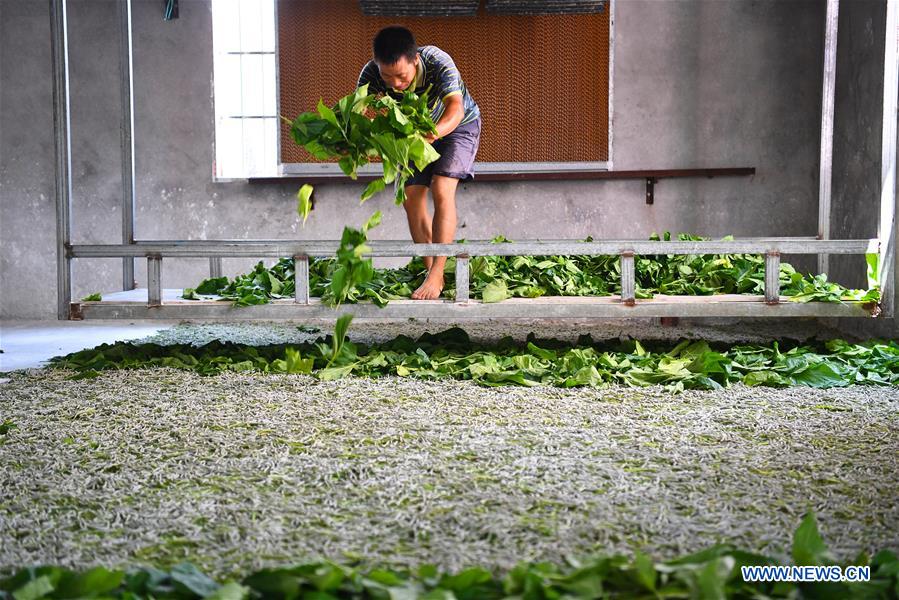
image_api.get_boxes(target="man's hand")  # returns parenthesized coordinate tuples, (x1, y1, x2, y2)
(424, 94, 465, 144)
(424, 95, 463, 145)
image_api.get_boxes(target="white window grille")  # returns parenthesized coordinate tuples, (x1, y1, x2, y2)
(211, 0, 278, 178)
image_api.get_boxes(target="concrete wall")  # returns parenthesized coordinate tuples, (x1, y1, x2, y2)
(1, 0, 58, 319)
(0, 0, 890, 333)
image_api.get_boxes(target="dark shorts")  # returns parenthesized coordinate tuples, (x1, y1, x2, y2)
(407, 117, 481, 187)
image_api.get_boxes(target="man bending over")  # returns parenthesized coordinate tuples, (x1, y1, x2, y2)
(357, 26, 481, 300)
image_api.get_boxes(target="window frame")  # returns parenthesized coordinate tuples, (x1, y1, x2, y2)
(212, 0, 615, 179)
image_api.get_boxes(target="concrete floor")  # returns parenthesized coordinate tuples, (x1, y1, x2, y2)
(0, 320, 180, 372)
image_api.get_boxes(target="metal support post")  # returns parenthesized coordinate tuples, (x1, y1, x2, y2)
(50, 0, 73, 320)
(147, 256, 162, 307)
(454, 254, 470, 303)
(620, 251, 635, 305)
(817, 0, 839, 276)
(120, 0, 137, 290)
(765, 251, 781, 304)
(209, 257, 223, 278)
(294, 255, 309, 304)
(878, 0, 898, 317)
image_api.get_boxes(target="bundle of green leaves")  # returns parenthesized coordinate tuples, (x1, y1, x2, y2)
(1, 514, 898, 598)
(185, 232, 879, 308)
(290, 84, 440, 220)
(323, 212, 383, 307)
(51, 326, 899, 392)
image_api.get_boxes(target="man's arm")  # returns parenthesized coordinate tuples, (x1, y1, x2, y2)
(426, 94, 464, 143)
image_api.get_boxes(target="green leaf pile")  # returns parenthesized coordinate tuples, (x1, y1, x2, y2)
(50, 330, 899, 392)
(189, 215, 389, 308)
(186, 232, 879, 307)
(290, 84, 440, 207)
(2, 513, 898, 599)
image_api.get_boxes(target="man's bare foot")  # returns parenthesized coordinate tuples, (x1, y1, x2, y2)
(411, 271, 444, 300)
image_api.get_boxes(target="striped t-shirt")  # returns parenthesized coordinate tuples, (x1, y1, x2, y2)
(357, 45, 480, 126)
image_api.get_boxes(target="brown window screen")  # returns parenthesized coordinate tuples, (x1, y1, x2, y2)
(278, 0, 609, 164)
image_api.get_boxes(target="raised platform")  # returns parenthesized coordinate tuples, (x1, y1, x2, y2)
(71, 289, 876, 320)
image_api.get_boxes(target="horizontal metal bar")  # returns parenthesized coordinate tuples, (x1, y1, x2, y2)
(476, 167, 756, 182)
(129, 236, 822, 244)
(73, 295, 876, 320)
(271, 164, 753, 182)
(69, 238, 880, 259)
(126, 236, 822, 246)
(277, 161, 611, 178)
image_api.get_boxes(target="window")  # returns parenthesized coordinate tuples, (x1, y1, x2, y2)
(211, 0, 278, 178)
(212, 0, 612, 177)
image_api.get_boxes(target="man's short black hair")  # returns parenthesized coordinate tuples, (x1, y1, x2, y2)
(373, 26, 417, 65)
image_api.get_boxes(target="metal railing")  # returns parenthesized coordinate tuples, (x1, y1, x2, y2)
(67, 237, 879, 320)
